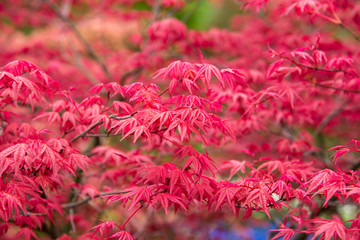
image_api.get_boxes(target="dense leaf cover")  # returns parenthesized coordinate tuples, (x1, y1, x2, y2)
(1, 0, 360, 239)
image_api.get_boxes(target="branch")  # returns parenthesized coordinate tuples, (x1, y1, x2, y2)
(70, 83, 170, 143)
(296, 62, 345, 74)
(42, 0, 111, 79)
(313, 82, 360, 94)
(84, 127, 167, 138)
(120, 67, 144, 85)
(339, 23, 360, 42)
(70, 121, 104, 143)
(70, 114, 135, 143)
(313, 99, 349, 137)
(285, 57, 351, 76)
(62, 190, 128, 209)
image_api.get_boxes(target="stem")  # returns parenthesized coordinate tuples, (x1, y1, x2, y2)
(41, 0, 111, 79)
(313, 99, 349, 137)
(313, 82, 360, 94)
(121, 205, 143, 230)
(70, 121, 104, 143)
(70, 114, 134, 143)
(62, 190, 129, 208)
(339, 23, 360, 42)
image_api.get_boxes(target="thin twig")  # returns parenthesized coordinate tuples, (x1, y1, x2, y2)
(69, 208, 76, 234)
(70, 114, 135, 143)
(120, 67, 143, 85)
(339, 23, 360, 42)
(70, 82, 170, 143)
(314, 99, 349, 137)
(42, 0, 111, 79)
(62, 190, 128, 208)
(313, 82, 360, 93)
(71, 46, 100, 84)
(70, 120, 104, 143)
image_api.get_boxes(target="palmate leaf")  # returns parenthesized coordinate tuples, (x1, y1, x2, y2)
(15, 227, 39, 240)
(221, 68, 248, 89)
(107, 186, 152, 210)
(242, 184, 275, 218)
(270, 222, 295, 240)
(90, 220, 117, 238)
(214, 182, 238, 215)
(2, 60, 59, 90)
(151, 193, 187, 214)
(329, 140, 360, 164)
(169, 168, 193, 194)
(183, 154, 217, 176)
(0, 191, 27, 220)
(304, 169, 336, 196)
(194, 63, 224, 89)
(109, 230, 135, 240)
(136, 162, 177, 184)
(220, 160, 251, 180)
(311, 216, 347, 240)
(152, 60, 184, 80)
(121, 125, 152, 143)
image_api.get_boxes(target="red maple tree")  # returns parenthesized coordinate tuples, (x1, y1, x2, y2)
(1, 0, 360, 239)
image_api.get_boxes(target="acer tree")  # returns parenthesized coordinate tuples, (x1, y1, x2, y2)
(1, 0, 360, 239)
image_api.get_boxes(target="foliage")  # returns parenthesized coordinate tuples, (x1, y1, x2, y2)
(1, 0, 360, 239)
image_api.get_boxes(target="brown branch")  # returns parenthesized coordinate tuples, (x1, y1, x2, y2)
(313, 82, 360, 93)
(314, 99, 349, 137)
(70, 81, 171, 143)
(120, 67, 144, 85)
(62, 190, 128, 209)
(70, 114, 135, 143)
(339, 23, 360, 42)
(84, 127, 168, 138)
(70, 121, 104, 143)
(296, 63, 345, 74)
(42, 0, 111, 79)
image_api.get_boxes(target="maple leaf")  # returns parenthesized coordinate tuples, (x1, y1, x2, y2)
(271, 180, 292, 200)
(151, 193, 187, 214)
(109, 230, 135, 240)
(2, 60, 59, 90)
(190, 175, 218, 203)
(106, 82, 125, 98)
(90, 220, 117, 238)
(111, 117, 140, 135)
(136, 162, 176, 184)
(221, 68, 248, 88)
(168, 168, 193, 194)
(152, 60, 187, 80)
(87, 83, 104, 96)
(108, 186, 152, 210)
(146, 110, 174, 130)
(270, 222, 295, 240)
(175, 145, 200, 161)
(112, 101, 134, 114)
(92, 146, 128, 165)
(329, 140, 360, 164)
(121, 125, 152, 143)
(311, 216, 347, 240)
(242, 183, 275, 218)
(0, 191, 27, 220)
(15, 227, 39, 240)
(214, 182, 238, 215)
(194, 63, 223, 89)
(0, 223, 9, 235)
(183, 154, 217, 176)
(181, 77, 199, 94)
(327, 57, 354, 70)
(304, 169, 336, 196)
